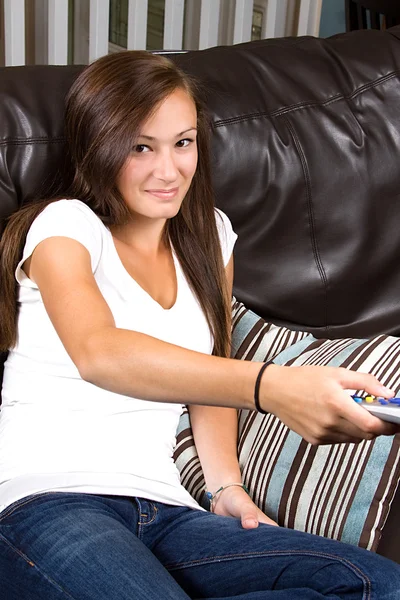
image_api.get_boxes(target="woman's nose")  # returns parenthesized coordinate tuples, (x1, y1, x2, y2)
(153, 150, 178, 182)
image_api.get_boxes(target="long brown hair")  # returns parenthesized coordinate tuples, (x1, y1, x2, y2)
(0, 51, 231, 357)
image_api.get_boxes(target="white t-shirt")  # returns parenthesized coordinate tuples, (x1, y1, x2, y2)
(0, 199, 237, 514)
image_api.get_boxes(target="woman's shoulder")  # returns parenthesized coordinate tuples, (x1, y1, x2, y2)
(21, 199, 105, 274)
(32, 199, 106, 237)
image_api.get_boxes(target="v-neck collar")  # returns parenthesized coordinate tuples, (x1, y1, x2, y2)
(105, 227, 180, 312)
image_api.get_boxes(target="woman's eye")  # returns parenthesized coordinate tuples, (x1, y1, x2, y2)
(176, 138, 192, 148)
(134, 144, 150, 153)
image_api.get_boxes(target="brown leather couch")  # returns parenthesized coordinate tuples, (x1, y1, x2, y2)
(1, 26, 400, 562)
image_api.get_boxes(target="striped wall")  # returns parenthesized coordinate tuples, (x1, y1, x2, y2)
(1, 0, 323, 67)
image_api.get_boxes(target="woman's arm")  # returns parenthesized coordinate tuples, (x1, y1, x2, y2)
(189, 403, 280, 528)
(27, 236, 398, 444)
(189, 255, 277, 527)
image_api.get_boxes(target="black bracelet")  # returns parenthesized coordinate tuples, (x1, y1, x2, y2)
(254, 360, 274, 414)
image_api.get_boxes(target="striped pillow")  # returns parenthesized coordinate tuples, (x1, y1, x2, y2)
(174, 300, 400, 551)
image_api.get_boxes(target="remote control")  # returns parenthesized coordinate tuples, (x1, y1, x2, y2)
(352, 395, 400, 425)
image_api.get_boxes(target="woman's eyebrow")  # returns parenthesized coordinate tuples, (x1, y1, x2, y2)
(176, 127, 197, 136)
(137, 127, 197, 141)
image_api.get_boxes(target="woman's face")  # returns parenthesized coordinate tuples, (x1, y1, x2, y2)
(116, 88, 198, 223)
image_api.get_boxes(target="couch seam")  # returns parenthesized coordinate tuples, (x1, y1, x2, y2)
(0, 137, 65, 146)
(213, 71, 399, 127)
(282, 116, 329, 332)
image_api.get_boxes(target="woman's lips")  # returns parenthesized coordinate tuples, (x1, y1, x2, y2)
(146, 187, 179, 199)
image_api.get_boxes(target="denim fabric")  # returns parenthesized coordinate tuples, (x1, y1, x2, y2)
(1, 492, 400, 599)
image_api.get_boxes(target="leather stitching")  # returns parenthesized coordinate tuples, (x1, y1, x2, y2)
(0, 137, 65, 146)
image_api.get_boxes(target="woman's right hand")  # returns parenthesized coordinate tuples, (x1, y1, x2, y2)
(259, 364, 399, 444)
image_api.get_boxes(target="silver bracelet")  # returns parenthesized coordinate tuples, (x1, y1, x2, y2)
(205, 482, 249, 511)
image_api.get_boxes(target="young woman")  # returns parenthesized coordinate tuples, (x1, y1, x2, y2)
(0, 50, 399, 600)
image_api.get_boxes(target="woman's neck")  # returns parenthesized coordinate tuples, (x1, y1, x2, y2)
(110, 218, 168, 256)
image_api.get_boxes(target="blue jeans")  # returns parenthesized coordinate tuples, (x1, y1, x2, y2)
(1, 492, 400, 599)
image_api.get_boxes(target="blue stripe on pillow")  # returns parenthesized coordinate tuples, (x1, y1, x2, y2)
(264, 430, 303, 519)
(269, 336, 316, 364)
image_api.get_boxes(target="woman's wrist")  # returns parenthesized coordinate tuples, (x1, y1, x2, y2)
(252, 362, 282, 414)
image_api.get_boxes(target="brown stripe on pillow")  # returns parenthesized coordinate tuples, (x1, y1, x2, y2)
(332, 442, 375, 541)
(341, 336, 388, 371)
(179, 455, 204, 499)
(319, 445, 357, 539)
(308, 339, 359, 366)
(232, 300, 247, 328)
(237, 409, 258, 456)
(234, 320, 270, 360)
(174, 448, 195, 479)
(175, 428, 192, 448)
(280, 441, 317, 528)
(176, 436, 197, 456)
(289, 338, 356, 367)
(284, 338, 326, 365)
(240, 413, 289, 510)
(242, 415, 278, 492)
(378, 344, 400, 390)
(253, 421, 290, 510)
(267, 327, 305, 361)
(306, 444, 341, 534)
(190, 471, 207, 503)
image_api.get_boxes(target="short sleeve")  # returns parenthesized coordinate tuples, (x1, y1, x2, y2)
(15, 199, 103, 288)
(214, 208, 238, 266)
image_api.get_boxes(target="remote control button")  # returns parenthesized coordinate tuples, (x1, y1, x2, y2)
(365, 395, 374, 403)
(389, 398, 400, 405)
(352, 396, 363, 403)
(377, 398, 389, 405)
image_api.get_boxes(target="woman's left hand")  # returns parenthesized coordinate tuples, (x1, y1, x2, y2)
(212, 485, 278, 529)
